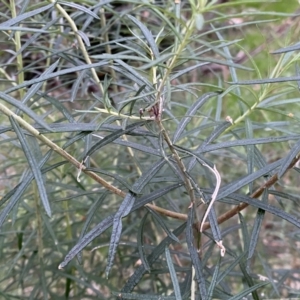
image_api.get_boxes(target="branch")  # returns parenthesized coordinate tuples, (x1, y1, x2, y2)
(199, 155, 300, 231)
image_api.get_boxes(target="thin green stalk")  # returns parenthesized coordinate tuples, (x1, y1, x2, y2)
(10, 0, 24, 99)
(158, 123, 196, 205)
(153, 1, 202, 205)
(48, 0, 104, 95)
(34, 182, 44, 261)
(100, 8, 118, 96)
(100, 7, 143, 176)
(34, 183, 48, 299)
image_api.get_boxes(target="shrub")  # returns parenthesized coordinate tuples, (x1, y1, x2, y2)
(0, 0, 300, 299)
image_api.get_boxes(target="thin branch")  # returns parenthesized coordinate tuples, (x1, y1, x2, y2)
(199, 155, 300, 231)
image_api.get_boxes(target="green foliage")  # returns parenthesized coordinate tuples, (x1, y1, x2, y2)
(0, 0, 300, 299)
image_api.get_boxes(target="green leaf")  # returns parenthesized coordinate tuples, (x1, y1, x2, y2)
(271, 42, 300, 54)
(165, 246, 182, 300)
(77, 30, 91, 46)
(170, 62, 209, 81)
(0, 91, 52, 132)
(137, 212, 151, 271)
(16, 18, 58, 55)
(59, 183, 182, 269)
(207, 257, 221, 300)
(10, 116, 51, 217)
(86, 168, 140, 194)
(217, 159, 283, 200)
(214, 25, 241, 99)
(278, 138, 300, 178)
(105, 159, 166, 277)
(229, 193, 300, 230)
(207, 207, 222, 243)
(0, 150, 53, 227)
(58, 1, 100, 19)
(20, 59, 60, 107)
(121, 222, 186, 293)
(77, 192, 109, 263)
(0, 3, 54, 27)
(37, 92, 75, 124)
(239, 213, 250, 253)
(110, 139, 161, 157)
(112, 292, 176, 299)
(105, 192, 136, 277)
(114, 60, 152, 88)
(0, 26, 49, 33)
(83, 120, 150, 160)
(5, 61, 108, 93)
(247, 189, 267, 261)
(173, 92, 220, 143)
(217, 251, 246, 285)
(230, 75, 300, 85)
(228, 282, 269, 300)
(127, 15, 160, 60)
(147, 206, 180, 243)
(188, 121, 231, 171)
(199, 135, 300, 154)
(238, 255, 260, 300)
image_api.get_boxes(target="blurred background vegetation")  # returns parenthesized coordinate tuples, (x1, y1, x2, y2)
(1, 0, 300, 299)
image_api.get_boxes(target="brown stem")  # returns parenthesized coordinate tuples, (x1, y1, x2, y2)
(199, 155, 300, 231)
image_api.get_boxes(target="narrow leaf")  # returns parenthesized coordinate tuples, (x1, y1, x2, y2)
(5, 61, 108, 93)
(199, 135, 300, 154)
(0, 91, 52, 131)
(84, 120, 149, 159)
(10, 117, 51, 217)
(217, 252, 247, 285)
(121, 222, 186, 293)
(114, 60, 152, 88)
(230, 75, 300, 85)
(271, 42, 300, 54)
(165, 247, 182, 300)
(173, 92, 220, 143)
(207, 208, 222, 243)
(113, 292, 176, 299)
(58, 1, 100, 19)
(137, 212, 151, 271)
(0, 26, 48, 33)
(217, 159, 283, 200)
(77, 30, 91, 47)
(77, 192, 109, 263)
(228, 282, 269, 300)
(37, 92, 75, 123)
(86, 168, 140, 194)
(131, 158, 165, 193)
(21, 59, 60, 106)
(248, 190, 267, 260)
(127, 15, 160, 59)
(106, 159, 166, 276)
(59, 183, 182, 269)
(147, 207, 180, 243)
(229, 193, 300, 230)
(105, 192, 136, 277)
(0, 3, 53, 27)
(296, 62, 300, 90)
(207, 257, 221, 300)
(278, 138, 300, 178)
(0, 150, 52, 227)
